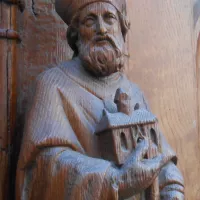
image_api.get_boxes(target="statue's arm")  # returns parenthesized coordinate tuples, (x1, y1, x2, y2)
(139, 88, 185, 199)
(23, 147, 118, 200)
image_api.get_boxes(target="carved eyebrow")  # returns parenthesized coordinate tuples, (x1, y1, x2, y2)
(83, 13, 97, 20)
(105, 10, 117, 16)
(104, 11, 117, 18)
(80, 9, 117, 23)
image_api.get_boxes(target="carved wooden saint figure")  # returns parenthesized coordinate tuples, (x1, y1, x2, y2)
(16, 0, 185, 200)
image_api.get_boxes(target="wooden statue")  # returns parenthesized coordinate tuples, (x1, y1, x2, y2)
(16, 1, 185, 200)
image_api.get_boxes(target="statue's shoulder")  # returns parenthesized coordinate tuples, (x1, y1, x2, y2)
(36, 60, 75, 86)
(130, 82, 142, 94)
(126, 79, 143, 97)
(125, 79, 149, 110)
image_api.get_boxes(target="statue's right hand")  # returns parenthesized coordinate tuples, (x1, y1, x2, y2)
(107, 139, 171, 199)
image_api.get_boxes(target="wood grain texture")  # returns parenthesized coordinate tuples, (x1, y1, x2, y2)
(10, 1, 73, 198)
(194, 2, 200, 174)
(0, 3, 9, 149)
(17, 0, 72, 117)
(196, 30, 200, 200)
(0, 3, 21, 200)
(10, 0, 199, 199)
(126, 1, 199, 199)
(0, 3, 11, 200)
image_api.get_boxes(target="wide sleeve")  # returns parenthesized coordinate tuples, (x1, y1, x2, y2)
(18, 147, 118, 200)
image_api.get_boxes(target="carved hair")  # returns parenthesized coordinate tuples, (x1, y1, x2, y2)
(67, 11, 130, 56)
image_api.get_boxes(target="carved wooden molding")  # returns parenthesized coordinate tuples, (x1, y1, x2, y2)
(0, 29, 21, 40)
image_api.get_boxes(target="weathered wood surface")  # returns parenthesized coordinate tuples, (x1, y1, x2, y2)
(0, 3, 13, 200)
(0, 2, 20, 200)
(195, 8, 200, 199)
(126, 1, 200, 199)
(0, 4, 10, 200)
(16, 0, 72, 118)
(4, 0, 199, 199)
(10, 1, 73, 199)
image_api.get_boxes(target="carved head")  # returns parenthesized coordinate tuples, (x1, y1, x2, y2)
(55, 0, 130, 77)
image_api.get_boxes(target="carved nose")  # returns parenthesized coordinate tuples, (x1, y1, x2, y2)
(97, 18, 107, 35)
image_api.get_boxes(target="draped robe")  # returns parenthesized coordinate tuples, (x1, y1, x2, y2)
(16, 57, 184, 200)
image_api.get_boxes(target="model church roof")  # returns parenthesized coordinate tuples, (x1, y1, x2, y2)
(95, 108, 157, 134)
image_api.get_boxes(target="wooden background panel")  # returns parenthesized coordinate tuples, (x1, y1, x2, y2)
(0, 2, 10, 153)
(16, 0, 72, 118)
(126, 0, 200, 199)
(0, 3, 10, 200)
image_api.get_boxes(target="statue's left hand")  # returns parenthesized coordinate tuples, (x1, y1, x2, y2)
(106, 139, 173, 199)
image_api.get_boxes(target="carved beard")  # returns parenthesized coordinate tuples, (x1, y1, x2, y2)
(77, 34, 125, 77)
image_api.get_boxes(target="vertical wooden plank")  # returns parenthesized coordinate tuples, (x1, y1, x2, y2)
(0, 33, 8, 200)
(0, 3, 10, 200)
(8, 4, 18, 143)
(126, 1, 199, 199)
(8, 5, 18, 200)
(0, 0, 10, 150)
(0, 2, 18, 199)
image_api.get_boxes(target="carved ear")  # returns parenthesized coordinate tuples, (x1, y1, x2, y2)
(66, 26, 79, 55)
(118, 12, 130, 42)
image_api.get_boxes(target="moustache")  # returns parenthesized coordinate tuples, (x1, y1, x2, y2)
(92, 35, 122, 57)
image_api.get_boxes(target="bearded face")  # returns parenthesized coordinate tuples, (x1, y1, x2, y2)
(76, 2, 126, 77)
(77, 32, 125, 77)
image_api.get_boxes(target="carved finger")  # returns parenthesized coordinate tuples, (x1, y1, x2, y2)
(141, 154, 169, 174)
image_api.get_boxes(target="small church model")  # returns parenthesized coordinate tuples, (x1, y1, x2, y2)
(96, 88, 160, 165)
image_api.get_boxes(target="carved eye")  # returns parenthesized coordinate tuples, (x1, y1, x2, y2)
(104, 13, 117, 24)
(83, 17, 95, 27)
